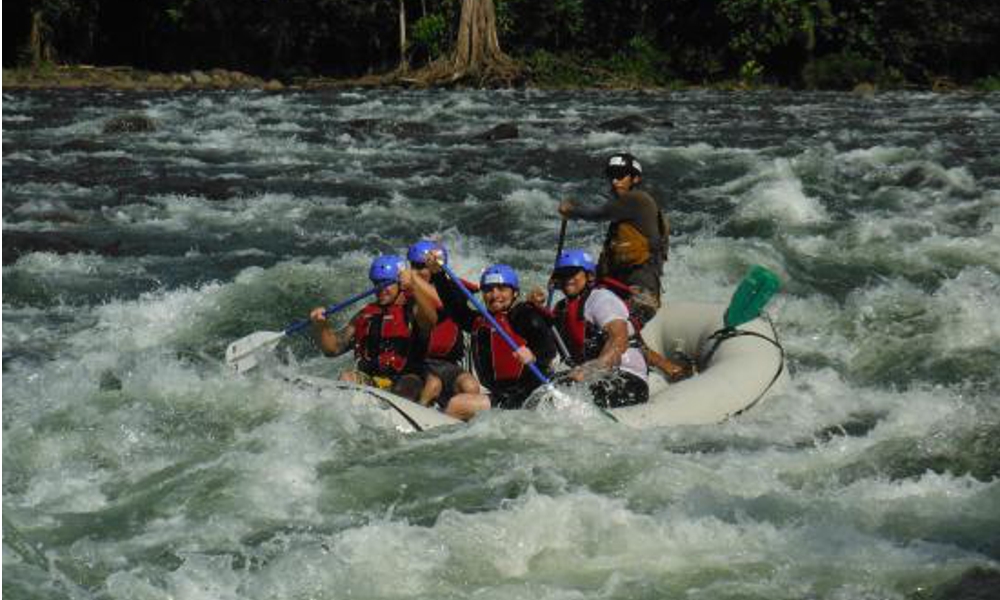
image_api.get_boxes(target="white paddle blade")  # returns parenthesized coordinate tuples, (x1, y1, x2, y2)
(225, 331, 284, 373)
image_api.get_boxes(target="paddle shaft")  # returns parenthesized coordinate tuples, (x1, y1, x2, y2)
(440, 263, 552, 386)
(545, 219, 568, 309)
(542, 219, 576, 363)
(283, 286, 379, 336)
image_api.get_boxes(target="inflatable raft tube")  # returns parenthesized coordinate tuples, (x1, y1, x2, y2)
(288, 302, 785, 433)
(286, 374, 459, 433)
(610, 301, 787, 427)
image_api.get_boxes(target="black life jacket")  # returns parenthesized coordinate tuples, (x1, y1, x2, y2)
(470, 309, 529, 388)
(554, 279, 642, 363)
(352, 301, 415, 378)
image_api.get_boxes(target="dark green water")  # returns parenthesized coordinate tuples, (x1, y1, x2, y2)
(3, 88, 999, 599)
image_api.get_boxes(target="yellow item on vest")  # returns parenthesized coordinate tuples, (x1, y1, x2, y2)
(372, 376, 393, 390)
(609, 222, 652, 267)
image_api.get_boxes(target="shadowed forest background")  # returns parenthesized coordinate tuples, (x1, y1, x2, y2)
(5, 0, 1000, 88)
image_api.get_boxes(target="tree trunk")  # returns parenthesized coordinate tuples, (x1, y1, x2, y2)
(393, 0, 520, 87)
(29, 9, 55, 67)
(398, 0, 408, 71)
(451, 0, 512, 76)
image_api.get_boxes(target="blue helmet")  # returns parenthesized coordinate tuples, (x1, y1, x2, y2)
(554, 248, 597, 274)
(407, 240, 447, 265)
(368, 254, 405, 285)
(480, 264, 519, 290)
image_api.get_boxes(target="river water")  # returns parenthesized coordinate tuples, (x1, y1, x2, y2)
(3, 88, 999, 599)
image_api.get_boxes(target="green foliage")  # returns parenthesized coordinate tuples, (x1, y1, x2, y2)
(523, 50, 599, 87)
(719, 0, 807, 62)
(500, 0, 584, 51)
(4, 0, 1000, 87)
(973, 75, 1000, 92)
(607, 35, 676, 87)
(411, 13, 448, 61)
(802, 52, 881, 90)
(739, 59, 764, 86)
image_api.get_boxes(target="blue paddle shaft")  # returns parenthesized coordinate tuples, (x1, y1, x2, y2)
(440, 263, 551, 385)
(283, 286, 379, 336)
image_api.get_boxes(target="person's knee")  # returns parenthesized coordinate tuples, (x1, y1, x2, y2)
(423, 374, 443, 395)
(392, 374, 424, 402)
(455, 373, 480, 394)
(446, 393, 490, 420)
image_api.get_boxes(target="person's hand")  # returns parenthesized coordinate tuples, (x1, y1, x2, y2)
(525, 286, 546, 307)
(514, 345, 536, 365)
(397, 268, 414, 290)
(568, 360, 604, 382)
(309, 306, 328, 324)
(425, 250, 444, 274)
(558, 199, 574, 218)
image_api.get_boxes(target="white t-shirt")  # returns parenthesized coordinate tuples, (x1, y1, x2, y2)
(583, 289, 648, 381)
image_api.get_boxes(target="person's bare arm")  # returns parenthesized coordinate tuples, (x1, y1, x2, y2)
(399, 269, 440, 333)
(310, 307, 355, 356)
(569, 319, 628, 381)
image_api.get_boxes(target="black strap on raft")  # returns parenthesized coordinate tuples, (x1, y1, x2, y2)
(702, 314, 785, 417)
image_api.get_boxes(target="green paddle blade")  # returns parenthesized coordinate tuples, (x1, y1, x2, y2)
(724, 265, 781, 329)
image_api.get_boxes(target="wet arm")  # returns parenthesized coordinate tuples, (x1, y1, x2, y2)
(593, 319, 628, 370)
(314, 320, 355, 357)
(404, 271, 441, 333)
(563, 197, 635, 223)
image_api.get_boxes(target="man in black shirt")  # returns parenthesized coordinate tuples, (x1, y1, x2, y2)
(430, 262, 558, 420)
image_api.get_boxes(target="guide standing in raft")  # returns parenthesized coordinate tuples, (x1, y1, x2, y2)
(558, 152, 686, 380)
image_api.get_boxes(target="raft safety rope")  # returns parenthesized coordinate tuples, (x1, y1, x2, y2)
(702, 313, 785, 417)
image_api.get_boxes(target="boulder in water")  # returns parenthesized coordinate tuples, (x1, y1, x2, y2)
(2, 231, 121, 265)
(598, 114, 648, 134)
(476, 123, 519, 142)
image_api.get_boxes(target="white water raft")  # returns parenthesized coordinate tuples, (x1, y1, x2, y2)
(610, 301, 786, 428)
(290, 302, 786, 433)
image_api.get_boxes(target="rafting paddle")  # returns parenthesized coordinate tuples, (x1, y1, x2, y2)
(437, 262, 610, 419)
(439, 263, 554, 385)
(546, 219, 568, 308)
(225, 286, 379, 373)
(723, 265, 782, 329)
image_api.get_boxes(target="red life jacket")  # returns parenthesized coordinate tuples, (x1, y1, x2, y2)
(470, 310, 527, 387)
(554, 279, 641, 363)
(352, 301, 415, 378)
(425, 317, 464, 363)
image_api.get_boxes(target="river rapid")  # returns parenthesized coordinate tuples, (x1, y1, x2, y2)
(3, 88, 1000, 599)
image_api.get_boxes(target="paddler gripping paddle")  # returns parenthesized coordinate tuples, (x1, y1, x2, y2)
(438, 262, 590, 413)
(225, 286, 380, 373)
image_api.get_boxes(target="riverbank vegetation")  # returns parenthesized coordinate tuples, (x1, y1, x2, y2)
(5, 0, 999, 90)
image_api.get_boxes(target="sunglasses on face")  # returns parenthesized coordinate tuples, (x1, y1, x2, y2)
(606, 166, 633, 181)
(409, 261, 427, 269)
(482, 284, 512, 294)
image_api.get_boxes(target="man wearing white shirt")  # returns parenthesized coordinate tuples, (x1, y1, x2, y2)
(549, 248, 649, 407)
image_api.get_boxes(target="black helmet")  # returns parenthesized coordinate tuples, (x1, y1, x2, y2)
(605, 153, 642, 181)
